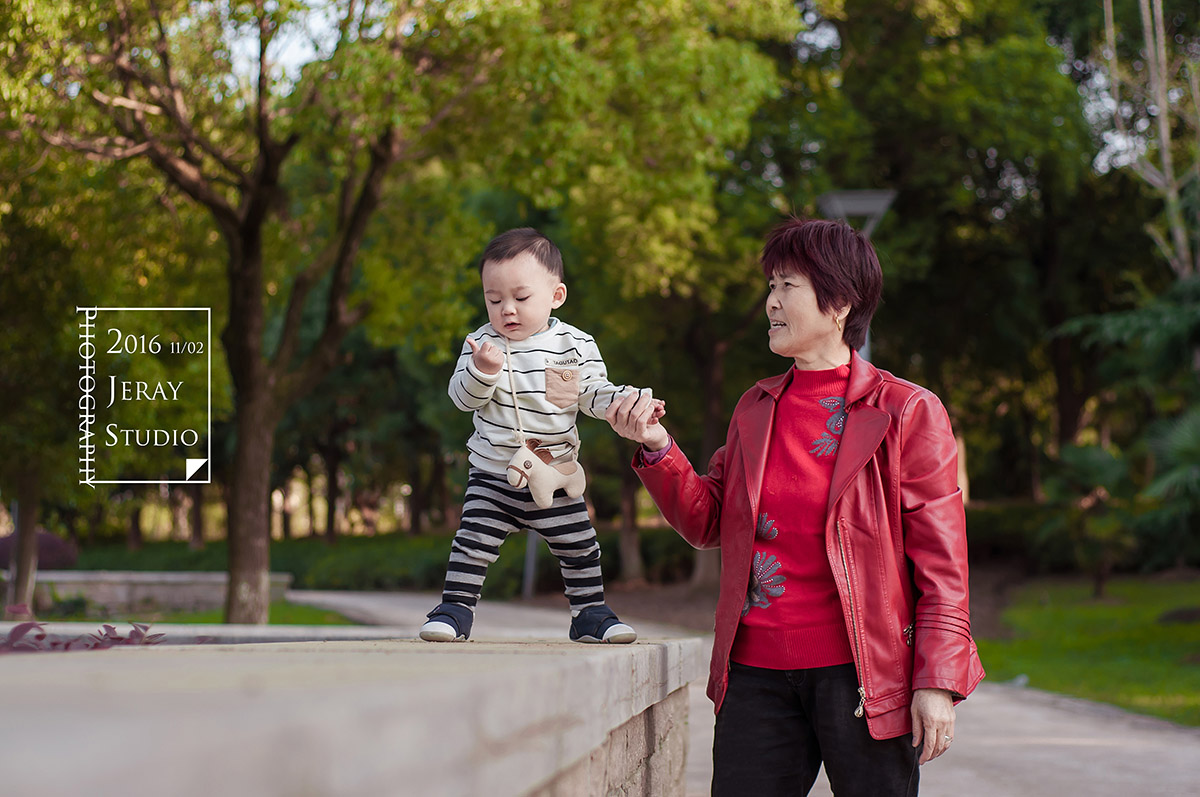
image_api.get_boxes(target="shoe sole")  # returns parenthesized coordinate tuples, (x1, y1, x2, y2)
(571, 627, 637, 644)
(420, 622, 466, 642)
(603, 629, 637, 644)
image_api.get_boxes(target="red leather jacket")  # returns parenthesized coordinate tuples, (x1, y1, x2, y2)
(634, 351, 985, 740)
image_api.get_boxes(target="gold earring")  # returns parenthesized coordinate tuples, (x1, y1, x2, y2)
(836, 316, 844, 332)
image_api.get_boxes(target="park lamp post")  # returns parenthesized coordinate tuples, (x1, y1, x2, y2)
(816, 189, 896, 362)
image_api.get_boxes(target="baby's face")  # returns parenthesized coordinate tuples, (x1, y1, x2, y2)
(481, 252, 566, 341)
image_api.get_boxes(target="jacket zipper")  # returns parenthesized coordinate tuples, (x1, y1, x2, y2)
(836, 518, 867, 719)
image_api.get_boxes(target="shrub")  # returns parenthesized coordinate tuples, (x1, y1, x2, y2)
(1, 612, 165, 654)
(64, 525, 700, 594)
(0, 530, 79, 569)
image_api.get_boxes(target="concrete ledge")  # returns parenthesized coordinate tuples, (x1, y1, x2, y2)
(0, 635, 706, 797)
(0, 620, 412, 645)
(2, 570, 293, 613)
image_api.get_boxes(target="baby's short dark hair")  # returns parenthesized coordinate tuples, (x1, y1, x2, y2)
(479, 228, 564, 281)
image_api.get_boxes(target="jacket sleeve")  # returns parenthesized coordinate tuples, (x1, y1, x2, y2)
(632, 438, 726, 550)
(575, 337, 648, 419)
(899, 390, 982, 699)
(447, 336, 502, 412)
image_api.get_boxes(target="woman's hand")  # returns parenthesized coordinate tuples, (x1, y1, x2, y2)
(606, 391, 671, 452)
(910, 687, 956, 765)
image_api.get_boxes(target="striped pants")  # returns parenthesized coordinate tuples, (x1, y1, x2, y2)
(440, 469, 605, 615)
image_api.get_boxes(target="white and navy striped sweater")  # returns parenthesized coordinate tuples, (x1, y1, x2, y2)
(449, 318, 651, 474)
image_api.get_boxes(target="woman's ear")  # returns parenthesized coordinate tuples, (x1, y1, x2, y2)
(551, 282, 567, 309)
(834, 303, 851, 331)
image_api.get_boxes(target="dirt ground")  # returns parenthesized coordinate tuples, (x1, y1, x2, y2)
(519, 561, 1023, 639)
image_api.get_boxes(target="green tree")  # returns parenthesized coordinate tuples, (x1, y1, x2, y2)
(0, 126, 222, 612)
(1041, 444, 1141, 597)
(1143, 403, 1200, 566)
(0, 189, 80, 616)
(1095, 0, 1200, 279)
(2, 1, 797, 621)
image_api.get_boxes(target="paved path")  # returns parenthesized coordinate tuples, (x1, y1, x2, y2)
(290, 590, 1200, 797)
(286, 589, 684, 639)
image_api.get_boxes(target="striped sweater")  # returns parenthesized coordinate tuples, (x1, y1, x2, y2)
(449, 318, 651, 474)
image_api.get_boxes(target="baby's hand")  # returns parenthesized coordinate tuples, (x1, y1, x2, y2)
(466, 336, 504, 375)
(648, 398, 666, 425)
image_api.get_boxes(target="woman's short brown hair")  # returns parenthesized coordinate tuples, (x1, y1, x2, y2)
(760, 217, 882, 351)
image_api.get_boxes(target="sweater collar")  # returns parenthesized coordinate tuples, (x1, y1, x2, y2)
(756, 349, 881, 404)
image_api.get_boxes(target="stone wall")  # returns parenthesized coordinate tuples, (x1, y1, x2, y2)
(2, 570, 293, 613)
(530, 684, 689, 797)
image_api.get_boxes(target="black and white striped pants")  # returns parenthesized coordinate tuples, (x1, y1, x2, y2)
(440, 469, 605, 615)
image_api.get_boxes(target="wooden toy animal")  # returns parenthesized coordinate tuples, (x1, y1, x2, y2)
(506, 438, 587, 509)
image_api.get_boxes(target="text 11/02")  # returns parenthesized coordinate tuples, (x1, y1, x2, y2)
(106, 330, 205, 355)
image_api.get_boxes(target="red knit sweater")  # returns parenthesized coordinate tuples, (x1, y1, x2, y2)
(729, 363, 853, 670)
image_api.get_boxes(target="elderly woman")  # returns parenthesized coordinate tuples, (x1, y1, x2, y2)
(606, 217, 984, 796)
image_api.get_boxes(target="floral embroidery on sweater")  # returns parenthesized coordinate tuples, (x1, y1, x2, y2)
(742, 551, 786, 616)
(756, 512, 778, 540)
(809, 396, 847, 457)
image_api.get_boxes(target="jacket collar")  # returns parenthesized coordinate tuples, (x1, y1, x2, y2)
(754, 368, 792, 400)
(845, 349, 883, 406)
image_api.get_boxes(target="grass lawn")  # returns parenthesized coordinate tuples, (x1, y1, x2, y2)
(976, 574, 1200, 726)
(44, 601, 354, 626)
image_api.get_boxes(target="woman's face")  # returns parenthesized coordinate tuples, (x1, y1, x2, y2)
(765, 269, 849, 368)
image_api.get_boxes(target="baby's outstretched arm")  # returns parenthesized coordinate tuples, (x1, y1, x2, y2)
(606, 391, 671, 452)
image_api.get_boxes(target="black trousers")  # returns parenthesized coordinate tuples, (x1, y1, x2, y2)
(712, 661, 920, 797)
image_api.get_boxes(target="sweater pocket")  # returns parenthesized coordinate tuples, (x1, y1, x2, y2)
(545, 367, 580, 409)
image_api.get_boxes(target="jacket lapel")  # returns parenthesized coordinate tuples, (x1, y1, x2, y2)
(827, 405, 890, 514)
(827, 351, 890, 514)
(737, 370, 789, 517)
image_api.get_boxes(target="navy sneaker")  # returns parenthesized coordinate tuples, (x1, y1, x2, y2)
(419, 602, 474, 642)
(569, 604, 637, 644)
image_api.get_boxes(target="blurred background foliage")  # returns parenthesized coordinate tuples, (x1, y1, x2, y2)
(0, 0, 1197, 604)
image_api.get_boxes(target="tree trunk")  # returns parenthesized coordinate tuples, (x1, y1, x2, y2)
(323, 447, 341, 545)
(1021, 403, 1045, 501)
(170, 486, 189, 542)
(5, 475, 41, 619)
(86, 502, 102, 545)
(305, 465, 318, 538)
(432, 453, 449, 528)
(409, 457, 427, 536)
(280, 480, 292, 540)
(618, 465, 645, 584)
(127, 500, 143, 551)
(1048, 333, 1087, 448)
(61, 507, 80, 547)
(189, 482, 205, 551)
(224, 392, 276, 624)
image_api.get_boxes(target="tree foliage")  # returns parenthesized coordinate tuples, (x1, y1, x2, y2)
(1, 0, 798, 620)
